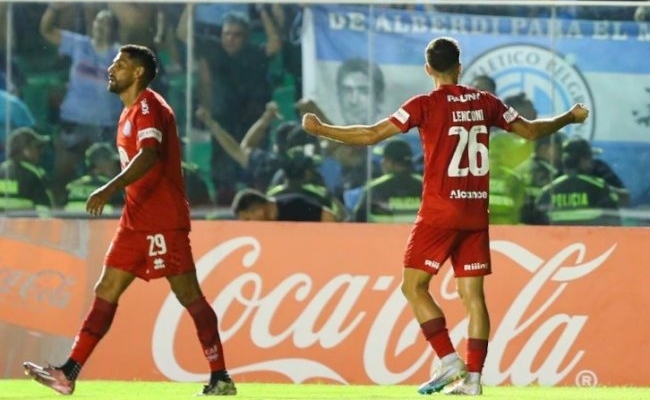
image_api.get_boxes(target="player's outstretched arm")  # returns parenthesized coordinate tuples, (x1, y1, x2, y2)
(509, 103, 589, 141)
(302, 113, 401, 146)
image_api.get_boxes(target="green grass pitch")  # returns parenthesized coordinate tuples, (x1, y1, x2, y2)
(1, 380, 650, 400)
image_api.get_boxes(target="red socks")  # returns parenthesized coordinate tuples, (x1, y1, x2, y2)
(420, 318, 455, 359)
(70, 297, 117, 365)
(186, 296, 226, 371)
(467, 338, 488, 373)
(421, 319, 489, 374)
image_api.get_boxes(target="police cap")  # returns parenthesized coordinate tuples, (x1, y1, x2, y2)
(7, 127, 50, 159)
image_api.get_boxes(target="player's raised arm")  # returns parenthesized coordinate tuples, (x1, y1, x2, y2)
(301, 113, 402, 146)
(509, 103, 589, 141)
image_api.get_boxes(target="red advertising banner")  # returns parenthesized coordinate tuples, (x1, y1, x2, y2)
(1, 219, 648, 387)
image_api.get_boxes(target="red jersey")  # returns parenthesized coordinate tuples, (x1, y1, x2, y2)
(389, 85, 519, 230)
(116, 88, 190, 231)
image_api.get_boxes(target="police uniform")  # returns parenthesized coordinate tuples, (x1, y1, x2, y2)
(268, 182, 334, 209)
(489, 132, 528, 225)
(274, 192, 326, 221)
(535, 138, 620, 226)
(64, 142, 123, 214)
(0, 128, 53, 215)
(64, 174, 121, 214)
(354, 139, 422, 223)
(489, 164, 526, 225)
(267, 146, 345, 219)
(515, 133, 566, 224)
(535, 174, 620, 225)
(0, 160, 53, 213)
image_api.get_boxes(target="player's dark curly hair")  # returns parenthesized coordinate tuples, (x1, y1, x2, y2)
(120, 44, 158, 87)
(425, 37, 460, 73)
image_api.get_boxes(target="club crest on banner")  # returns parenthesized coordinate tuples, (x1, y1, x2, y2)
(462, 44, 595, 139)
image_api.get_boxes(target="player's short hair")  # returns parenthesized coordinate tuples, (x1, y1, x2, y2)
(336, 58, 385, 102)
(425, 37, 460, 73)
(231, 188, 271, 215)
(120, 44, 158, 86)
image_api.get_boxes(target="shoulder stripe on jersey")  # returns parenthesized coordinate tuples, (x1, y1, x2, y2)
(137, 127, 162, 143)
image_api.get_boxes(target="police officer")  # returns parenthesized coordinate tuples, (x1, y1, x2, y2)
(535, 137, 620, 226)
(267, 145, 347, 221)
(64, 142, 123, 215)
(489, 135, 526, 225)
(232, 188, 336, 222)
(354, 138, 422, 223)
(516, 132, 566, 224)
(0, 127, 53, 215)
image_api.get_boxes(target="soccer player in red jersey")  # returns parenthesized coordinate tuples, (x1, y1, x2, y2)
(302, 37, 588, 396)
(23, 45, 236, 396)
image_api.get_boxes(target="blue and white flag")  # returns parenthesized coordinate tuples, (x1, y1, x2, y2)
(302, 5, 650, 205)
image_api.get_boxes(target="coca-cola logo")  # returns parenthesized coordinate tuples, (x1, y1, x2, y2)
(0, 266, 74, 308)
(151, 237, 615, 385)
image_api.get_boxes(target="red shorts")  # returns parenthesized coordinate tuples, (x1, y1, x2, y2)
(403, 220, 491, 277)
(104, 227, 196, 281)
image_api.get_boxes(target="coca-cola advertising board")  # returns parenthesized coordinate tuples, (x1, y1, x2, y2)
(1, 219, 648, 387)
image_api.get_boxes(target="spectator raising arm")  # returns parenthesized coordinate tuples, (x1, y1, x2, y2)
(256, 4, 282, 56)
(175, 4, 192, 44)
(39, 3, 67, 45)
(195, 107, 248, 168)
(240, 101, 282, 150)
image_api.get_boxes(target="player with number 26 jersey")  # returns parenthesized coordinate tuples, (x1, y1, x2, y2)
(116, 88, 190, 232)
(389, 85, 518, 230)
(300, 37, 588, 396)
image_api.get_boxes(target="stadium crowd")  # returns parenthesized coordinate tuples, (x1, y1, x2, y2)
(0, 2, 648, 225)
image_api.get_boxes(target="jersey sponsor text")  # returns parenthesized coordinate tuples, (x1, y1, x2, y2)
(449, 189, 488, 199)
(464, 262, 489, 271)
(447, 93, 481, 103)
(424, 259, 441, 270)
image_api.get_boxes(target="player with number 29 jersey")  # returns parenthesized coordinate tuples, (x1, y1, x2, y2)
(116, 88, 190, 231)
(389, 85, 518, 231)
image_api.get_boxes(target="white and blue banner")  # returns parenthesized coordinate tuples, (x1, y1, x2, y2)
(302, 5, 650, 205)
